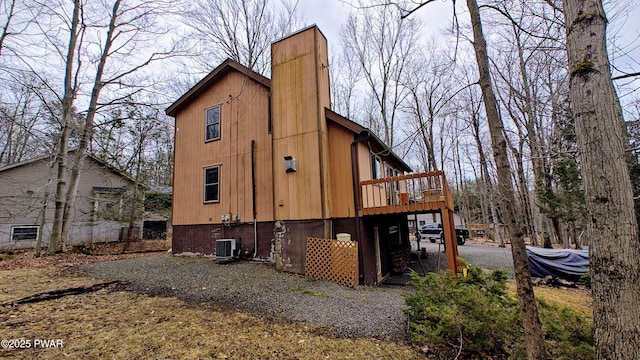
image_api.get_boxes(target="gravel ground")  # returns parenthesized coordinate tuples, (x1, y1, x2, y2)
(458, 242, 515, 275)
(81, 241, 513, 341)
(82, 255, 409, 340)
(417, 241, 516, 276)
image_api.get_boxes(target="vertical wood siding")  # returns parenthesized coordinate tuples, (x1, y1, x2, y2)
(328, 122, 355, 218)
(271, 27, 332, 221)
(172, 71, 273, 225)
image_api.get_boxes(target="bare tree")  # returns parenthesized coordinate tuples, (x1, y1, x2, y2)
(562, 0, 640, 357)
(455, 62, 503, 245)
(60, 0, 180, 250)
(0, 0, 15, 57)
(180, 0, 303, 75)
(341, 0, 419, 147)
(0, 75, 52, 166)
(466, 0, 547, 357)
(93, 98, 174, 186)
(15, 0, 182, 252)
(375, 2, 547, 356)
(329, 50, 363, 120)
(401, 48, 456, 172)
(0, 0, 23, 58)
(48, 0, 81, 253)
(481, 0, 572, 248)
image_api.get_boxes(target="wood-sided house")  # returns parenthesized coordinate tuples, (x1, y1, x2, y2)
(166, 25, 458, 285)
(0, 151, 144, 251)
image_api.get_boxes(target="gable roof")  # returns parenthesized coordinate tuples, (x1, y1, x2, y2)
(325, 108, 413, 173)
(0, 150, 137, 185)
(165, 59, 271, 117)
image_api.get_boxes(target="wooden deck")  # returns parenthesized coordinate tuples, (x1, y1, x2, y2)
(359, 171, 459, 274)
(359, 171, 454, 216)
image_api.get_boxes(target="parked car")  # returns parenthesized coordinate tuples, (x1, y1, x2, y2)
(417, 223, 469, 245)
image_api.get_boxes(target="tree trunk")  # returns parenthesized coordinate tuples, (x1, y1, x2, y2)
(49, 0, 81, 254)
(514, 25, 544, 246)
(507, 136, 536, 244)
(471, 110, 495, 243)
(466, 0, 547, 358)
(61, 0, 120, 247)
(562, 1, 640, 358)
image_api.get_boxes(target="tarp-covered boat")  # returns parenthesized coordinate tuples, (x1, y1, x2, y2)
(526, 246, 589, 281)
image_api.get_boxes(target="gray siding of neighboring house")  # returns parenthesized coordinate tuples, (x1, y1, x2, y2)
(0, 156, 141, 250)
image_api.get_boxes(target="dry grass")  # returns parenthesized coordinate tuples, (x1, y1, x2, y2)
(1, 267, 421, 359)
(533, 285, 592, 319)
(0, 267, 95, 303)
(0, 246, 592, 359)
(507, 282, 592, 319)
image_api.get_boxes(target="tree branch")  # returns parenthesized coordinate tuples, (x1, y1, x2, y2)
(1, 281, 122, 307)
(612, 71, 640, 81)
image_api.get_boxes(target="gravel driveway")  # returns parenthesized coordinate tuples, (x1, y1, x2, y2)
(81, 241, 514, 341)
(82, 255, 409, 340)
(417, 242, 515, 276)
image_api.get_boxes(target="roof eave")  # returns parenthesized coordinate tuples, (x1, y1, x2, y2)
(165, 59, 271, 117)
(325, 108, 413, 173)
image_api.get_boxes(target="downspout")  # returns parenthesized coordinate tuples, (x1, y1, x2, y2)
(314, 30, 329, 237)
(351, 130, 371, 280)
(251, 140, 258, 257)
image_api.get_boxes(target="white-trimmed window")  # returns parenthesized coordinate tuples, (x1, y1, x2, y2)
(205, 105, 221, 141)
(204, 165, 220, 203)
(11, 226, 39, 241)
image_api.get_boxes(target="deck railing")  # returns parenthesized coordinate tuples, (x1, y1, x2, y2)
(359, 171, 454, 215)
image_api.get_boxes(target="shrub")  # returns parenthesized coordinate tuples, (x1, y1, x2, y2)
(538, 298, 594, 359)
(403, 267, 521, 358)
(578, 269, 591, 288)
(404, 265, 594, 359)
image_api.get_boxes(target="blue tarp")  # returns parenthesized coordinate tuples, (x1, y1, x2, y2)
(526, 246, 589, 281)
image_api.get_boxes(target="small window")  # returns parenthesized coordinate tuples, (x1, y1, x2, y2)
(205, 105, 221, 141)
(370, 154, 382, 179)
(204, 165, 220, 203)
(11, 226, 39, 241)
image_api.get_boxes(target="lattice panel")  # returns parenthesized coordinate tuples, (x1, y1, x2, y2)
(305, 237, 359, 288)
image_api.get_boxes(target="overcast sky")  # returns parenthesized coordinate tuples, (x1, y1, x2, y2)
(296, 0, 455, 50)
(295, 0, 639, 103)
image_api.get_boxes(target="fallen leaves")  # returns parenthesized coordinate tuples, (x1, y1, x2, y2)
(0, 263, 421, 359)
(0, 240, 170, 271)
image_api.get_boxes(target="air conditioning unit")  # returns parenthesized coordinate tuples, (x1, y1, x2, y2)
(215, 239, 236, 258)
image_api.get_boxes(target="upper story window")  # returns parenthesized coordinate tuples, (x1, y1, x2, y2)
(204, 165, 220, 203)
(205, 105, 221, 141)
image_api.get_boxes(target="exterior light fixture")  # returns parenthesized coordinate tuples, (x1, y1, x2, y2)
(284, 156, 296, 173)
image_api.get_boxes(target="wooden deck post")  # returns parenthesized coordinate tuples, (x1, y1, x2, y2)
(441, 207, 458, 274)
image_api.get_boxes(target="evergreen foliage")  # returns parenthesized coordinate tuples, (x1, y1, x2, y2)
(404, 266, 594, 359)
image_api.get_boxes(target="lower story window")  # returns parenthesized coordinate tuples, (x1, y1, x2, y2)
(11, 226, 39, 241)
(204, 165, 220, 203)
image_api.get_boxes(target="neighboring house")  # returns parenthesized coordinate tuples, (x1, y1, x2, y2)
(166, 25, 459, 285)
(143, 185, 172, 240)
(0, 151, 142, 251)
